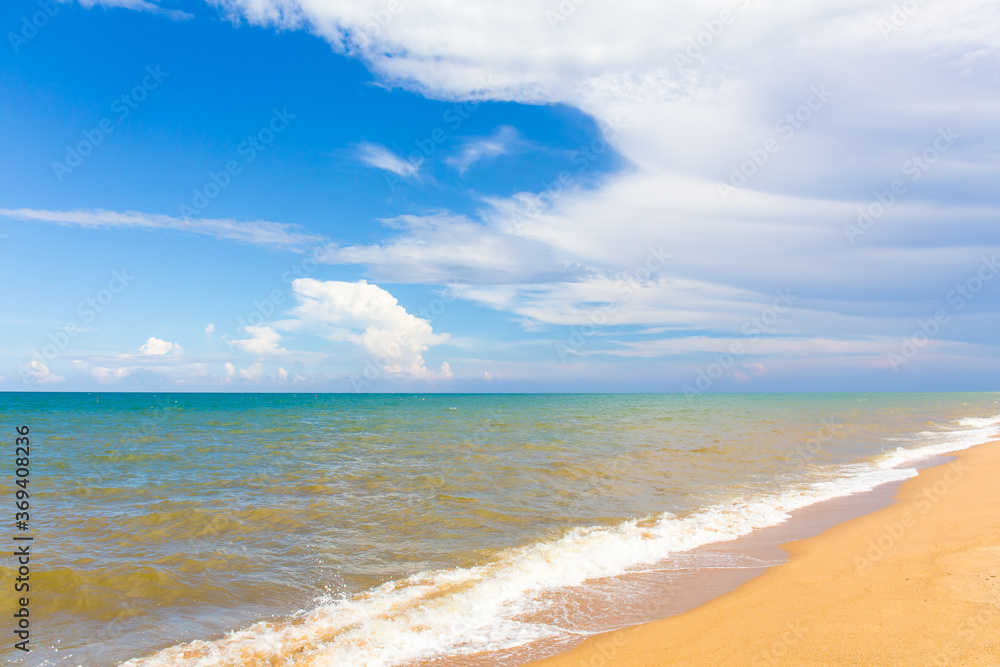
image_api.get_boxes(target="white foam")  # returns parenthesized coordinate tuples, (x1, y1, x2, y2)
(121, 413, 1000, 667)
(875, 413, 1000, 469)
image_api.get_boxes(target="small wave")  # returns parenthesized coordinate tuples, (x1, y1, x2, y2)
(122, 412, 1000, 667)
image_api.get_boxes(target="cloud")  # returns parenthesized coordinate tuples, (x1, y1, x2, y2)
(91, 366, 131, 383)
(239, 362, 265, 380)
(224, 362, 236, 376)
(138, 337, 182, 356)
(446, 126, 519, 175)
(318, 212, 573, 284)
(228, 325, 287, 356)
(205, 323, 216, 334)
(49, 0, 1000, 379)
(733, 362, 767, 382)
(357, 142, 420, 177)
(285, 278, 449, 377)
(77, 0, 193, 19)
(0, 208, 325, 251)
(18, 361, 65, 384)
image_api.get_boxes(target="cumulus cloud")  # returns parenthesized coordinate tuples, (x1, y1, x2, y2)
(205, 323, 216, 334)
(229, 325, 287, 356)
(239, 362, 265, 380)
(139, 337, 182, 356)
(285, 278, 450, 377)
(357, 142, 420, 177)
(91, 366, 131, 383)
(19, 361, 65, 384)
(0, 208, 326, 251)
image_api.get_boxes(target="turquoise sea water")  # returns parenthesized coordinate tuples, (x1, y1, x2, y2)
(1, 392, 998, 666)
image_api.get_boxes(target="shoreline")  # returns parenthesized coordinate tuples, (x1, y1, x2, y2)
(526, 440, 1000, 666)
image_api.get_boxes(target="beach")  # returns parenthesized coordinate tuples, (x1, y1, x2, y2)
(3, 392, 998, 666)
(528, 440, 1000, 667)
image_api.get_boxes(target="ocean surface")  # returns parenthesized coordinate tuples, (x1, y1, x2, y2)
(1, 392, 998, 667)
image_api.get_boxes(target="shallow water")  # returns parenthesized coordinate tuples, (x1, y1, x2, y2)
(1, 392, 997, 666)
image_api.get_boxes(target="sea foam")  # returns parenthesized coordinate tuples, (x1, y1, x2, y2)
(122, 414, 1000, 667)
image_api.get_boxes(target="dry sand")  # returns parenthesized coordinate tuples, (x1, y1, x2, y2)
(527, 440, 1000, 666)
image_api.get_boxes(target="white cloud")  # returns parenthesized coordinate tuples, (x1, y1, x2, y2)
(357, 142, 420, 177)
(18, 361, 64, 384)
(733, 362, 767, 382)
(239, 362, 265, 380)
(205, 323, 216, 334)
(224, 362, 236, 376)
(0, 208, 325, 251)
(139, 337, 182, 356)
(446, 126, 519, 175)
(52, 0, 1000, 376)
(285, 278, 449, 377)
(76, 0, 193, 20)
(91, 366, 131, 383)
(229, 325, 287, 356)
(277, 367, 288, 382)
(319, 212, 570, 284)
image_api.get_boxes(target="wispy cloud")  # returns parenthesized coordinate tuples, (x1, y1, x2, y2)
(446, 126, 519, 175)
(76, 0, 193, 20)
(357, 142, 420, 178)
(0, 208, 325, 251)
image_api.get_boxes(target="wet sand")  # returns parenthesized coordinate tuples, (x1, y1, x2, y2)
(527, 440, 1000, 666)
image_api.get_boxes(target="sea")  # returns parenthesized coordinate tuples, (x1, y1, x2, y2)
(1, 392, 998, 667)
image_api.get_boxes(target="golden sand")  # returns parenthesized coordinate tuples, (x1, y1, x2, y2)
(528, 441, 1000, 666)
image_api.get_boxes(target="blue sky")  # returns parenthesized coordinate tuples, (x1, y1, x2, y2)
(1, 0, 998, 392)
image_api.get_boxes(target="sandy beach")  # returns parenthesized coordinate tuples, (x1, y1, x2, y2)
(528, 440, 1000, 667)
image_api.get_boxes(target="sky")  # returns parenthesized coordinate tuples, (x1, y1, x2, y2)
(0, 0, 998, 392)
